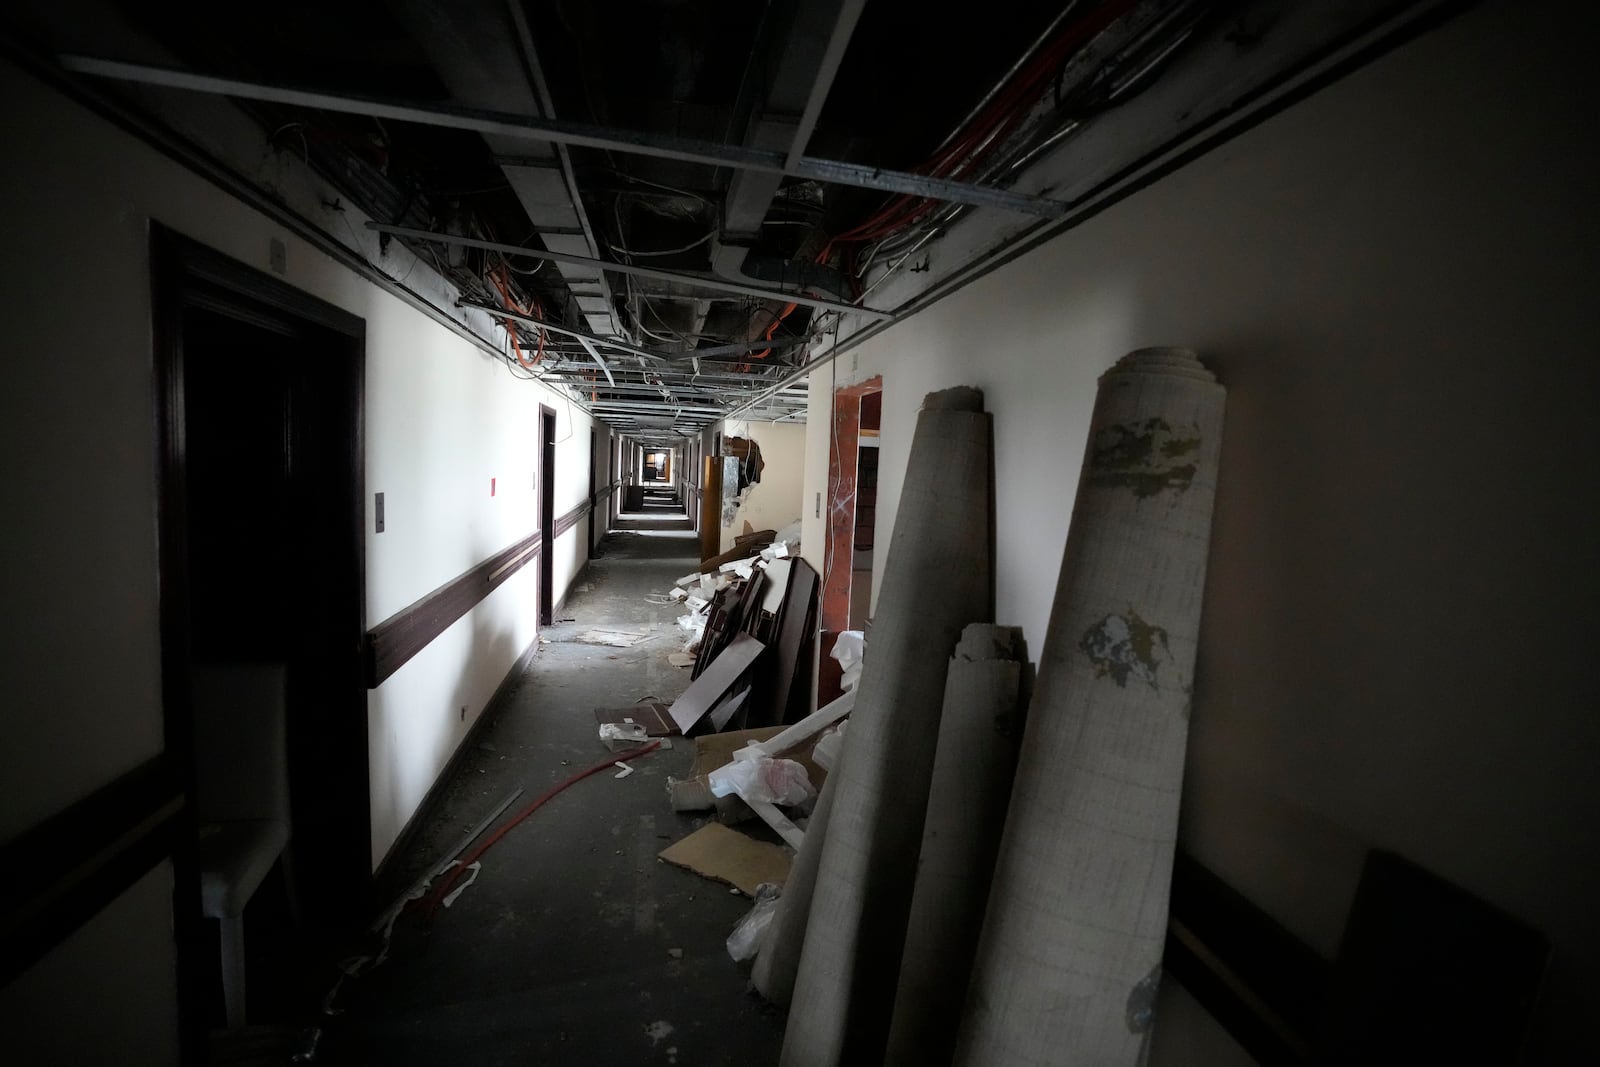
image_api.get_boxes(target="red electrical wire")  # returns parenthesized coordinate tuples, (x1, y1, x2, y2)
(422, 739, 662, 915)
(822, 0, 1143, 257)
(490, 264, 546, 369)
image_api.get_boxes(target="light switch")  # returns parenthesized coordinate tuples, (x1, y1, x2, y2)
(269, 237, 286, 275)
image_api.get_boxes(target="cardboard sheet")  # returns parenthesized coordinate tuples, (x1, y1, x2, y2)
(658, 823, 791, 895)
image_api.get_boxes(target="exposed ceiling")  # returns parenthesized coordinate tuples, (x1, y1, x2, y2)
(4, 0, 1451, 442)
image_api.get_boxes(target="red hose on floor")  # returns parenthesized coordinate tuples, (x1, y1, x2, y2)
(422, 740, 663, 915)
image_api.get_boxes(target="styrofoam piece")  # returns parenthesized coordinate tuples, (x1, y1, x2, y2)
(675, 571, 702, 588)
(783, 386, 993, 1067)
(751, 689, 855, 759)
(954, 349, 1226, 1066)
(669, 586, 688, 601)
(719, 558, 746, 574)
(885, 625, 1028, 1065)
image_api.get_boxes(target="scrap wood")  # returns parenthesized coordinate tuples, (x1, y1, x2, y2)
(698, 535, 773, 574)
(658, 823, 791, 896)
(667, 633, 766, 734)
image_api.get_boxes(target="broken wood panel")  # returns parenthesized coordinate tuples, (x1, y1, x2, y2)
(667, 633, 766, 735)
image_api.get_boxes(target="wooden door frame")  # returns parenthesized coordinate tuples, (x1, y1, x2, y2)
(822, 377, 882, 632)
(587, 427, 598, 557)
(538, 405, 557, 625)
(151, 224, 366, 1052)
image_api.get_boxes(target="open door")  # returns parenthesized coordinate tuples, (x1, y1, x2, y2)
(151, 226, 367, 1039)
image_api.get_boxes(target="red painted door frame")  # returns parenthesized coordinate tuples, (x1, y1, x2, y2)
(821, 377, 882, 633)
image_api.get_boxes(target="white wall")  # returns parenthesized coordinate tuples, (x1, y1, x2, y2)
(0, 56, 601, 1052)
(717, 418, 807, 551)
(0, 864, 182, 1065)
(806, 1, 1600, 1059)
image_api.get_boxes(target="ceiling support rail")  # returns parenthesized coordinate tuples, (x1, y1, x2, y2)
(388, 224, 895, 321)
(57, 56, 1069, 218)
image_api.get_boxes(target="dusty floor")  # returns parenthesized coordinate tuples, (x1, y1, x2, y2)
(321, 500, 786, 1065)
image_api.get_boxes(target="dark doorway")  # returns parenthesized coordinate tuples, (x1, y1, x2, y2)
(588, 427, 598, 558)
(539, 405, 557, 625)
(153, 227, 366, 1036)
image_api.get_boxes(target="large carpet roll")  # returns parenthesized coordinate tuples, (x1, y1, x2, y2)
(954, 348, 1226, 1066)
(884, 624, 1029, 1067)
(781, 387, 994, 1067)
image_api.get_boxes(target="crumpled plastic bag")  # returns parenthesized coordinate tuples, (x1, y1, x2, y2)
(598, 722, 648, 747)
(707, 755, 815, 806)
(726, 882, 782, 962)
(832, 630, 865, 691)
(811, 720, 848, 771)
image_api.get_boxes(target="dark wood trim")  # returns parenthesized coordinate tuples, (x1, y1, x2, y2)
(365, 479, 624, 687)
(0, 755, 186, 989)
(365, 528, 543, 688)
(371, 631, 541, 895)
(1165, 850, 1330, 1065)
(538, 405, 557, 626)
(553, 498, 589, 539)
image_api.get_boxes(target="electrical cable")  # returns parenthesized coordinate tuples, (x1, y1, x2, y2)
(423, 738, 665, 916)
(608, 229, 716, 259)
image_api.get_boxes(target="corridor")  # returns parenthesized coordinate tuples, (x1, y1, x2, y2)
(323, 499, 785, 1066)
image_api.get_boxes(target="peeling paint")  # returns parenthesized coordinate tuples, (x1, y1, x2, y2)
(1079, 610, 1170, 689)
(1126, 965, 1162, 1033)
(1087, 417, 1201, 498)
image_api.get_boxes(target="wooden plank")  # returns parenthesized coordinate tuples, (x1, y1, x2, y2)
(365, 529, 542, 687)
(666, 633, 766, 735)
(756, 560, 817, 728)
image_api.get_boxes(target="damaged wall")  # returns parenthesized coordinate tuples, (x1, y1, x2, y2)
(806, 1, 1600, 1059)
(716, 419, 807, 553)
(0, 55, 605, 1055)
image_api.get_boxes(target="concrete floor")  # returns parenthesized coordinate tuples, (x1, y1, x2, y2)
(323, 500, 786, 1065)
